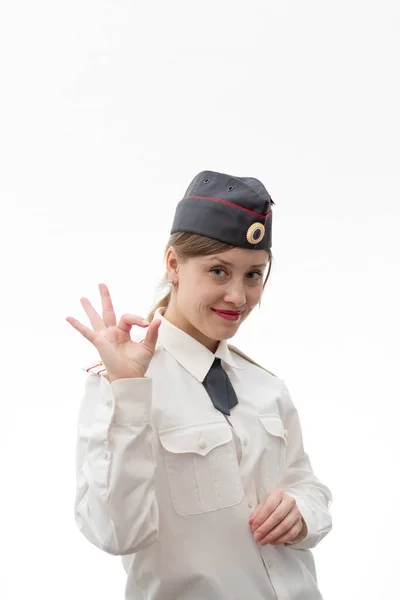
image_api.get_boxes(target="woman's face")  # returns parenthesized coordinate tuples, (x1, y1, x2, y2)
(165, 246, 268, 351)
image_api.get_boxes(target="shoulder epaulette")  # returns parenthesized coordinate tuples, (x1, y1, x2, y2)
(228, 344, 277, 378)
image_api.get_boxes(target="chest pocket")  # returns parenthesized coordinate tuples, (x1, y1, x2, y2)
(258, 415, 288, 489)
(158, 422, 244, 516)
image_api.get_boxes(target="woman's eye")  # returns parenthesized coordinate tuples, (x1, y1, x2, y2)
(247, 271, 263, 281)
(210, 268, 263, 280)
(210, 267, 227, 277)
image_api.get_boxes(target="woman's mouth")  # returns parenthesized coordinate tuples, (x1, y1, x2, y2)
(211, 308, 243, 322)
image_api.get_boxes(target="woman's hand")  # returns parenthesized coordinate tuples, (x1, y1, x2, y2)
(249, 488, 307, 546)
(66, 283, 161, 382)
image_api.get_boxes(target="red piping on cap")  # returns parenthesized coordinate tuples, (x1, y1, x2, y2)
(185, 195, 272, 219)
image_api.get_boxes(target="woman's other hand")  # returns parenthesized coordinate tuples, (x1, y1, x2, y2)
(249, 488, 307, 546)
(66, 282, 161, 382)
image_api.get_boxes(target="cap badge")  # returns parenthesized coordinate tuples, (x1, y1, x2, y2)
(246, 222, 265, 245)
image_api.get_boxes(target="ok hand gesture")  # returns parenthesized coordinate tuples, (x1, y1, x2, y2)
(66, 283, 161, 383)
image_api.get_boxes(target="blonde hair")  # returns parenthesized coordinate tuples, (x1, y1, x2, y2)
(147, 232, 273, 321)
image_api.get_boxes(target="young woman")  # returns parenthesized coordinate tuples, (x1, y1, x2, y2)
(67, 170, 333, 600)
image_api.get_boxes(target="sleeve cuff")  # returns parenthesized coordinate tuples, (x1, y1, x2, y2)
(284, 493, 320, 549)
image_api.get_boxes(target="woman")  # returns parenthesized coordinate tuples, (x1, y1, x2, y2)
(67, 170, 333, 600)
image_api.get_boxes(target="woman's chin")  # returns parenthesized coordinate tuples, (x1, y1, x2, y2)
(208, 316, 242, 338)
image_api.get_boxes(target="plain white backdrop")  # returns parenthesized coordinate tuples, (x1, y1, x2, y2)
(1, 1, 399, 599)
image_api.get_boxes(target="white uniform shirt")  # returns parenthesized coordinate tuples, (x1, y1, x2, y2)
(75, 308, 333, 600)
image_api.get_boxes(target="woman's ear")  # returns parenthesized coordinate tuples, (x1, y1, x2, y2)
(165, 246, 179, 282)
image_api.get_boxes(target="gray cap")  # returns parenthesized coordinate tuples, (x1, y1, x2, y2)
(170, 170, 274, 250)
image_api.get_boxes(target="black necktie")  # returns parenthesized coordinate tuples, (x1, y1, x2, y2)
(202, 358, 239, 416)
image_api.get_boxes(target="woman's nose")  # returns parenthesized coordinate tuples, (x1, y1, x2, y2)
(224, 281, 246, 307)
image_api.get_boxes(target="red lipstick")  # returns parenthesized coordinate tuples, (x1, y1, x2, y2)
(211, 308, 243, 321)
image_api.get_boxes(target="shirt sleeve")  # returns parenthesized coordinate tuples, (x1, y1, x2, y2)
(74, 373, 159, 556)
(278, 380, 333, 550)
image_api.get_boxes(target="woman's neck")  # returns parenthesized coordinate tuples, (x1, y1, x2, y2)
(162, 303, 219, 353)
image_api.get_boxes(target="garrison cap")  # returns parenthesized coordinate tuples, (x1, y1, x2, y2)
(170, 170, 274, 250)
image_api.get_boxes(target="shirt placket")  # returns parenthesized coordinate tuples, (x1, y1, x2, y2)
(225, 412, 280, 600)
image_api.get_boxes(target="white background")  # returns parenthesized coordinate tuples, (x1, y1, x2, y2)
(1, 1, 399, 599)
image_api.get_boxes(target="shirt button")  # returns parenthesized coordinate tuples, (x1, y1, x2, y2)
(104, 451, 110, 460)
(198, 439, 206, 449)
(243, 437, 248, 446)
(268, 560, 273, 568)
(284, 429, 288, 438)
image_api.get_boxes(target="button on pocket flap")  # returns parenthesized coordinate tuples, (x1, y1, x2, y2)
(158, 422, 233, 456)
(259, 415, 287, 444)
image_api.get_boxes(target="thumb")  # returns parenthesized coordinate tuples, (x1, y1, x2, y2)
(142, 318, 162, 354)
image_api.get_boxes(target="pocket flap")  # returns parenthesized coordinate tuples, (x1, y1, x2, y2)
(158, 422, 233, 456)
(258, 415, 287, 444)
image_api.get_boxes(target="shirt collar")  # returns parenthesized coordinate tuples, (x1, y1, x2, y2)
(154, 307, 243, 382)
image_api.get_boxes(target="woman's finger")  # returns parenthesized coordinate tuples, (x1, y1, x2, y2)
(80, 297, 106, 331)
(141, 319, 162, 354)
(249, 504, 262, 525)
(99, 283, 117, 328)
(66, 316, 96, 343)
(117, 314, 150, 334)
(254, 495, 297, 540)
(273, 519, 305, 546)
(257, 510, 300, 546)
(251, 490, 283, 532)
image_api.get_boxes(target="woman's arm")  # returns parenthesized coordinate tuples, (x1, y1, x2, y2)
(278, 381, 333, 550)
(74, 373, 159, 556)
